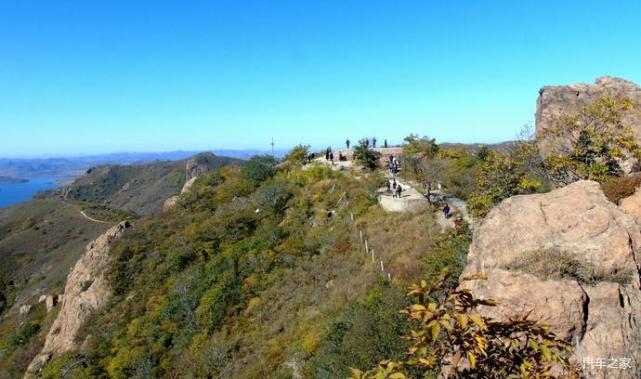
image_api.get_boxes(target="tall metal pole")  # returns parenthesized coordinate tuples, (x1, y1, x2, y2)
(271, 137, 275, 158)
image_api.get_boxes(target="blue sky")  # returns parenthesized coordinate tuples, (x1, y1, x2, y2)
(1, 1, 640, 157)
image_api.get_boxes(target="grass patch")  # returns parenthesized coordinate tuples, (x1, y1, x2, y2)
(504, 248, 633, 285)
(601, 173, 641, 204)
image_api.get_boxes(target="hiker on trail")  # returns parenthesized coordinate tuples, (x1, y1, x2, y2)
(396, 184, 403, 198)
(346, 139, 350, 149)
(392, 179, 397, 190)
(384, 139, 388, 148)
(443, 204, 451, 218)
(385, 180, 391, 194)
(329, 152, 334, 164)
(325, 147, 330, 160)
(372, 137, 377, 148)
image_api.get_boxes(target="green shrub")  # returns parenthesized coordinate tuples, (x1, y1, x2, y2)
(306, 281, 409, 378)
(241, 155, 278, 185)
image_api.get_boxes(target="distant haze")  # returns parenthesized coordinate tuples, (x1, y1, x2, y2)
(0, 149, 287, 181)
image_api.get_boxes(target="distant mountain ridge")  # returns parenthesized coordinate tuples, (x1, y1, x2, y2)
(58, 152, 242, 216)
(0, 149, 286, 182)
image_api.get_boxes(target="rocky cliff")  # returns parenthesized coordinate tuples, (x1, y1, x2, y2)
(25, 221, 131, 377)
(162, 153, 216, 212)
(459, 181, 641, 378)
(535, 76, 641, 165)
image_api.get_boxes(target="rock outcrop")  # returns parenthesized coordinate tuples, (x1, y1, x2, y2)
(25, 221, 131, 377)
(185, 152, 220, 180)
(460, 181, 641, 378)
(535, 76, 641, 172)
(163, 157, 208, 212)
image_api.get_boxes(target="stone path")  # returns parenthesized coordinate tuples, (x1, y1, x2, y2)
(377, 178, 429, 212)
(308, 157, 354, 171)
(377, 177, 472, 229)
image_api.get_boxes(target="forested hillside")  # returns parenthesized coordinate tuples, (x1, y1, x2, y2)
(26, 156, 469, 378)
(61, 153, 241, 216)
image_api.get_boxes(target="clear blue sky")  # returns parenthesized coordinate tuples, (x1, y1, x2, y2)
(1, 1, 640, 157)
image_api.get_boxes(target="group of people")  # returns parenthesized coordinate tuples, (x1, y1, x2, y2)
(325, 147, 334, 163)
(386, 178, 403, 198)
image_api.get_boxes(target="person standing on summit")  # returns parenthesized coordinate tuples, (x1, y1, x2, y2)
(345, 139, 350, 149)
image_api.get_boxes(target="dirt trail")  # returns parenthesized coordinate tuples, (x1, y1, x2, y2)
(79, 210, 111, 224)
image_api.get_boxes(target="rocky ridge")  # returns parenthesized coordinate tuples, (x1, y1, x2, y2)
(459, 180, 641, 378)
(535, 76, 641, 171)
(25, 221, 132, 377)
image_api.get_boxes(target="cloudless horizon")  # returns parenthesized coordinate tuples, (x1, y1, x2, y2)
(2, 1, 641, 158)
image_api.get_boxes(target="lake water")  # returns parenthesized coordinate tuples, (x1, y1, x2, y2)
(0, 178, 58, 208)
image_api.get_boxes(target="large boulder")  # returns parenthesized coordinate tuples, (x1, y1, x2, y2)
(460, 181, 641, 378)
(536, 76, 641, 172)
(620, 186, 641, 225)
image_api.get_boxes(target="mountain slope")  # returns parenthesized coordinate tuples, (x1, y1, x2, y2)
(60, 153, 241, 216)
(29, 161, 457, 378)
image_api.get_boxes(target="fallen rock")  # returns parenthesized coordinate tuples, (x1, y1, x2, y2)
(19, 304, 31, 316)
(45, 295, 56, 312)
(38, 295, 57, 312)
(460, 180, 641, 378)
(25, 221, 131, 377)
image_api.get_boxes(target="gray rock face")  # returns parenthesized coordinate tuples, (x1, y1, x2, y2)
(535, 77, 641, 173)
(25, 221, 131, 377)
(185, 152, 218, 180)
(460, 181, 641, 378)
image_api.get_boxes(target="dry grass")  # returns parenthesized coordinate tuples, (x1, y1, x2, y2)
(357, 206, 440, 282)
(504, 248, 633, 285)
(601, 173, 641, 204)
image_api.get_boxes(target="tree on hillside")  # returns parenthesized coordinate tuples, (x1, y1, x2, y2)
(353, 141, 381, 170)
(541, 95, 641, 185)
(351, 272, 579, 379)
(467, 142, 544, 218)
(240, 155, 277, 185)
(284, 144, 310, 165)
(402, 134, 439, 158)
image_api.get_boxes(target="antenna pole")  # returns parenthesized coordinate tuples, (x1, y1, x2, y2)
(271, 137, 275, 158)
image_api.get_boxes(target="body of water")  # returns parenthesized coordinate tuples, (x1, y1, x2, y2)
(0, 178, 58, 208)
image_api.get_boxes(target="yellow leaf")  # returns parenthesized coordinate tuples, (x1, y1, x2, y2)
(467, 351, 476, 369)
(440, 319, 453, 332)
(349, 368, 363, 379)
(431, 323, 441, 341)
(469, 313, 487, 331)
(410, 304, 426, 312)
(455, 314, 469, 328)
